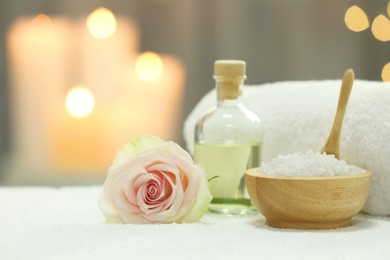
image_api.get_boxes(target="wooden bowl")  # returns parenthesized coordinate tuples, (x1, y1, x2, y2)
(246, 168, 372, 230)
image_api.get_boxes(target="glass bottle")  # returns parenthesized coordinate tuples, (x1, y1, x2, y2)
(194, 60, 263, 215)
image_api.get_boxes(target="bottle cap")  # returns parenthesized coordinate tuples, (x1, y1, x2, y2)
(214, 60, 246, 77)
(214, 60, 246, 99)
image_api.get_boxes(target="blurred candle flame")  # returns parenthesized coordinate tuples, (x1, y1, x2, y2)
(87, 7, 117, 39)
(65, 85, 95, 118)
(29, 14, 53, 28)
(135, 52, 164, 82)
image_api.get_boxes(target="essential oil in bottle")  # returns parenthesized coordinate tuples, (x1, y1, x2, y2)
(194, 60, 263, 215)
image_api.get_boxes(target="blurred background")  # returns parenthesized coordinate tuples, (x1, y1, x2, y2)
(0, 0, 389, 185)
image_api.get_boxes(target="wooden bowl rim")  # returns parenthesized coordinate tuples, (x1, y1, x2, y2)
(246, 167, 372, 181)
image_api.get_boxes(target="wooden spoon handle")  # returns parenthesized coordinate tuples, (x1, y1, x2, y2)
(321, 69, 355, 159)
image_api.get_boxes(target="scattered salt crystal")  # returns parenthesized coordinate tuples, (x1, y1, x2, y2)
(261, 150, 363, 177)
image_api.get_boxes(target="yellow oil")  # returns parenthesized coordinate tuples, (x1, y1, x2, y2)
(194, 141, 261, 215)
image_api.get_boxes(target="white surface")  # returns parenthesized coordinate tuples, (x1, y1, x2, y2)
(0, 186, 389, 260)
(184, 80, 390, 216)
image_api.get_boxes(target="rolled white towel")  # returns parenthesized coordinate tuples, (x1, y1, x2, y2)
(183, 80, 390, 216)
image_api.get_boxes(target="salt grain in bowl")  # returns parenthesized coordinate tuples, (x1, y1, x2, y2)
(261, 150, 363, 177)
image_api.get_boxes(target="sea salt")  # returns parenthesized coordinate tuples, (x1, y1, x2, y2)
(261, 150, 363, 177)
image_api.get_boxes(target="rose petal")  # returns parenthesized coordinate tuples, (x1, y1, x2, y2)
(108, 151, 164, 180)
(111, 143, 137, 168)
(97, 191, 122, 223)
(145, 178, 170, 205)
(180, 165, 212, 223)
(111, 135, 165, 168)
(159, 141, 194, 163)
(133, 172, 165, 206)
(145, 180, 161, 201)
(112, 177, 140, 215)
(164, 159, 201, 222)
(121, 167, 149, 207)
(138, 185, 163, 214)
(181, 173, 189, 192)
(147, 163, 180, 209)
(131, 135, 165, 155)
(117, 209, 150, 224)
(141, 163, 185, 222)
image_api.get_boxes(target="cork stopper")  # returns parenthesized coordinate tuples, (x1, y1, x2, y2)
(214, 60, 246, 77)
(214, 60, 246, 99)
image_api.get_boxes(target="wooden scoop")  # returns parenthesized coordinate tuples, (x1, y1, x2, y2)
(321, 69, 355, 159)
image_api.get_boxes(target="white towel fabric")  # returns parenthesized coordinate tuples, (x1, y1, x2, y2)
(183, 80, 390, 216)
(0, 187, 389, 259)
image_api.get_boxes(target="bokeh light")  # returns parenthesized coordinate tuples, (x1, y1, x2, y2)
(381, 62, 390, 82)
(29, 14, 53, 28)
(371, 15, 390, 42)
(65, 85, 95, 118)
(135, 52, 164, 82)
(344, 5, 369, 32)
(388, 1, 390, 18)
(86, 7, 117, 39)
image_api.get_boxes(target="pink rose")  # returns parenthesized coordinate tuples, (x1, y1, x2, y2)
(98, 135, 212, 224)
